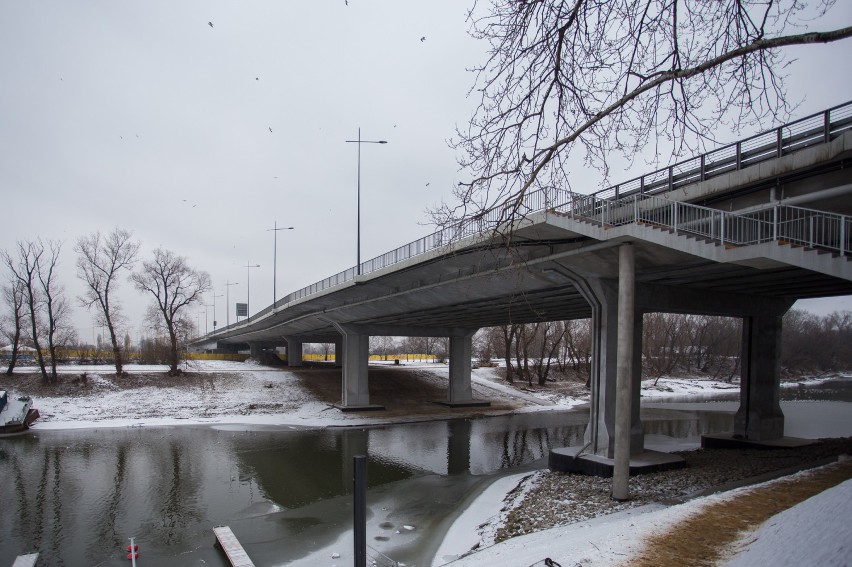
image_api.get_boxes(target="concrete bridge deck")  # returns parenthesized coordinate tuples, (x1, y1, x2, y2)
(195, 101, 852, 465)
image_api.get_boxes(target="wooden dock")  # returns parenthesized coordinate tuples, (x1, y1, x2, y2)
(213, 526, 255, 567)
(12, 554, 39, 567)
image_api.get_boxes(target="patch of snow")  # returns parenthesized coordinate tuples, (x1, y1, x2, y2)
(439, 463, 851, 567)
(723, 478, 852, 567)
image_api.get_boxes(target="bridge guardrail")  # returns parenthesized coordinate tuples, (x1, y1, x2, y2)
(213, 100, 852, 337)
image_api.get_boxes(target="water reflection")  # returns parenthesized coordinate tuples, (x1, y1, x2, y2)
(0, 387, 848, 566)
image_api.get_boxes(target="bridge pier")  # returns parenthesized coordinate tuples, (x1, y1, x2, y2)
(733, 313, 785, 441)
(582, 277, 644, 459)
(333, 324, 383, 410)
(435, 330, 490, 408)
(285, 338, 303, 367)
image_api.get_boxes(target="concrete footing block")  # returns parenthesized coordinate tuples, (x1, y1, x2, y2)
(549, 445, 686, 477)
(431, 400, 492, 408)
(701, 433, 816, 450)
(333, 404, 386, 412)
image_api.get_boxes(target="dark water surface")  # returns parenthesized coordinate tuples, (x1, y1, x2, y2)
(1, 380, 849, 567)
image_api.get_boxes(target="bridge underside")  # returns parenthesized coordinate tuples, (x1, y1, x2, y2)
(204, 125, 852, 462)
(208, 218, 850, 455)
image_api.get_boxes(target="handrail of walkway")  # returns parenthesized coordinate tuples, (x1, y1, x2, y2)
(589, 100, 852, 201)
(562, 192, 851, 256)
(211, 100, 852, 337)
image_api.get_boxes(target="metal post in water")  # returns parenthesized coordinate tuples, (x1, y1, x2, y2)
(354, 455, 367, 567)
(129, 537, 137, 567)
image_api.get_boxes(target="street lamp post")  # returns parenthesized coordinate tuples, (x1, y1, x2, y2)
(244, 262, 260, 319)
(203, 303, 213, 335)
(212, 293, 223, 330)
(345, 128, 387, 275)
(267, 222, 294, 304)
(224, 281, 239, 327)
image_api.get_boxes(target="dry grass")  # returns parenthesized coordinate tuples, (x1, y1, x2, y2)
(0, 369, 238, 396)
(629, 460, 852, 566)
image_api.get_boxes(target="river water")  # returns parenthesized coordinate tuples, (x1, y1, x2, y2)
(1, 379, 849, 567)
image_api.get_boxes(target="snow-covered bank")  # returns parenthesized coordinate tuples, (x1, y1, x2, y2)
(439, 464, 852, 567)
(8, 360, 848, 431)
(6, 360, 591, 431)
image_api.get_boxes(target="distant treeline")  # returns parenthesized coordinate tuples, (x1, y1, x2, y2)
(473, 309, 852, 387)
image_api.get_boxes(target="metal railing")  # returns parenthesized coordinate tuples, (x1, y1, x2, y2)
(595, 100, 852, 201)
(561, 191, 851, 256)
(212, 100, 852, 337)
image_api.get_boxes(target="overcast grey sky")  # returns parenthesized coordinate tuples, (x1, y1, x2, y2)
(1, 1, 851, 344)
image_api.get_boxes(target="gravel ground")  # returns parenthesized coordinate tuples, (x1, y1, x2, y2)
(492, 437, 852, 544)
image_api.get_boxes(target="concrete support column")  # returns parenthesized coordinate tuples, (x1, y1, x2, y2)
(335, 339, 343, 367)
(285, 338, 303, 367)
(584, 278, 643, 458)
(448, 331, 476, 403)
(734, 314, 785, 440)
(249, 343, 264, 359)
(613, 243, 635, 501)
(337, 327, 370, 407)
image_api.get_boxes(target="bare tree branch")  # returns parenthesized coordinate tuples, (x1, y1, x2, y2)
(131, 248, 211, 375)
(76, 228, 140, 376)
(435, 0, 851, 238)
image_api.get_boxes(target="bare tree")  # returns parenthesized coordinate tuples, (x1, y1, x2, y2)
(559, 318, 592, 384)
(75, 228, 141, 376)
(131, 249, 211, 375)
(643, 312, 687, 380)
(1, 280, 26, 375)
(369, 335, 398, 361)
(35, 240, 72, 382)
(531, 320, 567, 385)
(432, 1, 852, 231)
(2, 241, 50, 382)
(500, 323, 521, 382)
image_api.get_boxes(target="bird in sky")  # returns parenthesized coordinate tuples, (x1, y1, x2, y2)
(208, 21, 214, 28)
(420, 36, 426, 42)
(268, 127, 273, 133)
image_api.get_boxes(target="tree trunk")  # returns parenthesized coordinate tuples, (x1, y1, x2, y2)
(5, 323, 21, 376)
(501, 325, 516, 383)
(105, 310, 124, 376)
(168, 326, 180, 375)
(26, 295, 48, 384)
(46, 309, 58, 382)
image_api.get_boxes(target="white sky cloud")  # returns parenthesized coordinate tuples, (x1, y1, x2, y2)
(1, 1, 850, 342)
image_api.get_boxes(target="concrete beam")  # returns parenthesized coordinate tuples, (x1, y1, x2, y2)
(637, 283, 794, 318)
(323, 322, 485, 338)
